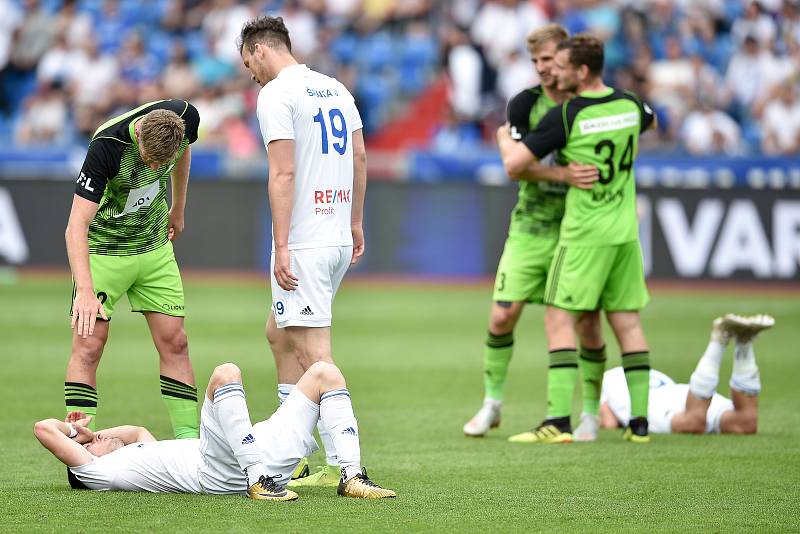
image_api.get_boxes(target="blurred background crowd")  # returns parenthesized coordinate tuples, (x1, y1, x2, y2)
(1, 0, 799, 158)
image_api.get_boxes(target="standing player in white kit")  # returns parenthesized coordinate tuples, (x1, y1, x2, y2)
(238, 16, 372, 489)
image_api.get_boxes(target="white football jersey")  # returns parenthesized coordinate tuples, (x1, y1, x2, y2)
(69, 439, 202, 493)
(600, 367, 677, 430)
(257, 64, 363, 250)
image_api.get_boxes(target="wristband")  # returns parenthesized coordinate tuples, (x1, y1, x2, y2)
(66, 423, 78, 439)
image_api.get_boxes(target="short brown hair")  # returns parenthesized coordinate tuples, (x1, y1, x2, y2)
(238, 16, 292, 55)
(139, 109, 185, 165)
(557, 34, 605, 76)
(526, 24, 568, 54)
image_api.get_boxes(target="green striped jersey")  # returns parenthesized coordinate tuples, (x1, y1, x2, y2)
(75, 99, 200, 256)
(522, 88, 654, 246)
(506, 86, 566, 236)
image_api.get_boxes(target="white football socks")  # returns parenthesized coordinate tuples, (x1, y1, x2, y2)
(213, 382, 267, 485)
(319, 388, 361, 481)
(730, 341, 761, 395)
(277, 383, 294, 405)
(689, 339, 726, 400)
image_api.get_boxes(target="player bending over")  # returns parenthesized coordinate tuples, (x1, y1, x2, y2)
(34, 362, 395, 500)
(592, 314, 773, 437)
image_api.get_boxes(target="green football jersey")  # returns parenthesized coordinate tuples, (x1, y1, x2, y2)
(75, 100, 200, 256)
(521, 88, 654, 246)
(506, 86, 567, 236)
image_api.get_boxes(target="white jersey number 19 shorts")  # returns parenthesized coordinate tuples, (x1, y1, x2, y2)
(271, 245, 352, 328)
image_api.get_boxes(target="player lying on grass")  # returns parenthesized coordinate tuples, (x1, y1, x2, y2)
(34, 362, 396, 500)
(579, 314, 773, 438)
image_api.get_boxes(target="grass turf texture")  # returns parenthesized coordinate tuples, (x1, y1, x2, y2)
(1, 276, 799, 532)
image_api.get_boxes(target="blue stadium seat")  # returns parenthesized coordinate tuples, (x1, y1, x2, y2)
(330, 32, 358, 65)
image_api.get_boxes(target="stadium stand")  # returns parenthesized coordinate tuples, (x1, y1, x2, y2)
(0, 0, 798, 159)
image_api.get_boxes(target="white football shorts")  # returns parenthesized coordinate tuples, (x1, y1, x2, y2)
(197, 389, 319, 494)
(270, 245, 352, 328)
(649, 384, 735, 434)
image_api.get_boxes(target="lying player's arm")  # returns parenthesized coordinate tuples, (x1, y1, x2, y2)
(267, 139, 298, 291)
(497, 125, 597, 189)
(96, 425, 157, 445)
(65, 195, 107, 337)
(33, 418, 94, 467)
(351, 128, 367, 266)
(168, 145, 191, 242)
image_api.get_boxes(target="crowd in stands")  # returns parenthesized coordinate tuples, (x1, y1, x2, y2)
(0, 0, 798, 158)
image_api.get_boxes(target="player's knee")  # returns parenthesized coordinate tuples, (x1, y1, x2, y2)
(314, 361, 345, 390)
(576, 312, 603, 345)
(212, 363, 241, 384)
(489, 309, 516, 334)
(72, 335, 105, 365)
(161, 328, 189, 358)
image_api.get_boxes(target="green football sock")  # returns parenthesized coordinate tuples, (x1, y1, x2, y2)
(65, 382, 98, 430)
(546, 349, 578, 419)
(160, 375, 199, 439)
(623, 352, 650, 418)
(578, 345, 607, 416)
(483, 332, 514, 401)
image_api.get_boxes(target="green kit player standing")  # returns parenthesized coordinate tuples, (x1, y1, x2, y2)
(463, 24, 606, 443)
(65, 100, 201, 439)
(499, 35, 657, 443)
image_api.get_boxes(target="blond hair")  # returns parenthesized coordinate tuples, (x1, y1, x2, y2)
(139, 109, 185, 165)
(526, 24, 569, 54)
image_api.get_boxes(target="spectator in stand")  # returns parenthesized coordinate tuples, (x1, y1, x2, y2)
(8, 0, 53, 73)
(94, 0, 131, 54)
(724, 34, 782, 121)
(682, 95, 743, 156)
(648, 36, 693, 123)
(37, 33, 86, 86)
(761, 81, 800, 155)
(470, 0, 547, 70)
(0, 0, 22, 115)
(732, 1, 777, 47)
(443, 24, 483, 122)
(162, 42, 200, 100)
(118, 32, 161, 88)
(15, 81, 69, 145)
(279, 0, 319, 61)
(54, 0, 92, 49)
(202, 0, 252, 65)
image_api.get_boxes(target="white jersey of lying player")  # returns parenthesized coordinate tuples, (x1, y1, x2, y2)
(601, 367, 734, 434)
(69, 390, 319, 493)
(256, 64, 363, 250)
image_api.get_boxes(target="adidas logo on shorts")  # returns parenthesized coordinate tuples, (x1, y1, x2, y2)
(300, 306, 314, 316)
(341, 426, 357, 436)
(242, 434, 255, 445)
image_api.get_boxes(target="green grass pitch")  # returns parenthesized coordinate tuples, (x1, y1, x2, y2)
(1, 275, 798, 532)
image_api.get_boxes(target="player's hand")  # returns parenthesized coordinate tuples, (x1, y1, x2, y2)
(496, 123, 511, 143)
(563, 162, 599, 190)
(274, 246, 298, 291)
(65, 411, 87, 423)
(73, 419, 95, 444)
(168, 207, 185, 241)
(71, 288, 108, 338)
(351, 224, 365, 266)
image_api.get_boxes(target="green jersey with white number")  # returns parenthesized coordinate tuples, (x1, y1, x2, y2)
(521, 88, 654, 246)
(506, 86, 567, 237)
(75, 100, 200, 256)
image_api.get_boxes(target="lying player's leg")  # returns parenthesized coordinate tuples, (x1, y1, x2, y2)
(202, 363, 298, 501)
(289, 361, 396, 499)
(265, 312, 309, 479)
(719, 314, 773, 434)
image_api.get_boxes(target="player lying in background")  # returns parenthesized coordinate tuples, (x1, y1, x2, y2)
(583, 314, 774, 438)
(34, 362, 395, 500)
